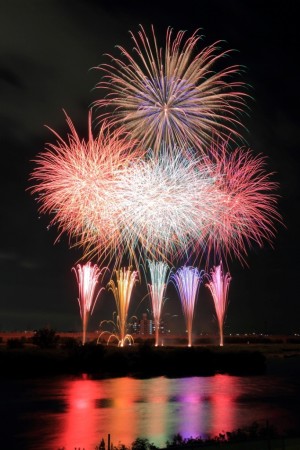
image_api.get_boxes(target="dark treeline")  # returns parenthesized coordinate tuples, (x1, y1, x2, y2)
(0, 328, 267, 379)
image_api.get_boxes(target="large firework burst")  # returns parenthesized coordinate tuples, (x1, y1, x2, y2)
(202, 141, 282, 263)
(94, 25, 248, 153)
(29, 111, 141, 264)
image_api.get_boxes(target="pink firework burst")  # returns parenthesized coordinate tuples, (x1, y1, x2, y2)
(29, 111, 141, 264)
(201, 141, 282, 263)
(94, 25, 248, 153)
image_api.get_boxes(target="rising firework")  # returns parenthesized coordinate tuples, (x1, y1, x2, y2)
(171, 266, 204, 347)
(94, 25, 247, 153)
(106, 267, 138, 347)
(29, 111, 141, 265)
(205, 261, 231, 346)
(202, 142, 282, 264)
(147, 259, 171, 346)
(72, 261, 104, 345)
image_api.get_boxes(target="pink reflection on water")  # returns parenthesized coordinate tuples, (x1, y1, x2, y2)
(209, 374, 236, 437)
(59, 377, 100, 450)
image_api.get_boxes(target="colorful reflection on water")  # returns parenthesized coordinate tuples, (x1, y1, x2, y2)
(2, 371, 299, 450)
(176, 375, 236, 440)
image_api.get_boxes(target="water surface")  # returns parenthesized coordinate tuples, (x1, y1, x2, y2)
(2, 357, 300, 450)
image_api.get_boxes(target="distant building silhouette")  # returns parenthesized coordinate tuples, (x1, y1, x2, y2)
(140, 313, 153, 335)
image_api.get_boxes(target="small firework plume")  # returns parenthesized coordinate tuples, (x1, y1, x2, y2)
(205, 261, 231, 346)
(147, 259, 171, 346)
(95, 25, 247, 153)
(29, 111, 141, 265)
(72, 261, 104, 345)
(171, 266, 204, 347)
(202, 141, 282, 264)
(107, 267, 138, 347)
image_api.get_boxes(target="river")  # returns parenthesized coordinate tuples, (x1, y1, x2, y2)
(1, 355, 300, 450)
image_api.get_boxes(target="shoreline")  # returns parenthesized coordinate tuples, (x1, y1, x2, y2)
(1, 339, 300, 380)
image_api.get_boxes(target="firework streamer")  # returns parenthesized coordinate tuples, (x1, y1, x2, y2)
(95, 25, 248, 154)
(147, 259, 171, 346)
(72, 262, 104, 345)
(205, 261, 231, 346)
(108, 267, 138, 347)
(171, 266, 204, 347)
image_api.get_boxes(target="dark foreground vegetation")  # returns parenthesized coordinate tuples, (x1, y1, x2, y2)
(57, 422, 300, 450)
(0, 328, 269, 378)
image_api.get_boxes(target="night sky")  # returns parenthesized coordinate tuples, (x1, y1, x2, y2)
(0, 0, 299, 334)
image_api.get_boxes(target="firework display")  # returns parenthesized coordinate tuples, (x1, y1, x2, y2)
(72, 262, 104, 345)
(171, 266, 204, 347)
(205, 261, 231, 346)
(29, 25, 282, 345)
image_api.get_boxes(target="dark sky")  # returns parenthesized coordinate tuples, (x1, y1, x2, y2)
(0, 0, 299, 334)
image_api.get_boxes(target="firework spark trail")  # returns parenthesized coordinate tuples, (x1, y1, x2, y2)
(171, 266, 204, 347)
(201, 142, 282, 263)
(72, 262, 104, 345)
(108, 267, 138, 347)
(29, 111, 142, 265)
(147, 259, 171, 346)
(205, 261, 231, 346)
(95, 25, 248, 154)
